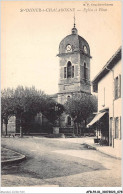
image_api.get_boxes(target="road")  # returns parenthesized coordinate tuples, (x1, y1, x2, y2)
(1, 137, 122, 187)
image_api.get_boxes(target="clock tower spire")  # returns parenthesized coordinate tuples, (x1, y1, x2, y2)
(74, 12, 76, 28)
(72, 12, 78, 35)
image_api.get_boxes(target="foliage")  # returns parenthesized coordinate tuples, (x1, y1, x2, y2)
(1, 86, 45, 119)
(1, 86, 64, 133)
(43, 101, 64, 125)
(65, 93, 97, 127)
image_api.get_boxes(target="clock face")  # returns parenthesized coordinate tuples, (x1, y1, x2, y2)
(66, 44, 72, 52)
(83, 45, 87, 54)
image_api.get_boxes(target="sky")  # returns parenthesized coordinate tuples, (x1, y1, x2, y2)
(1, 1, 121, 94)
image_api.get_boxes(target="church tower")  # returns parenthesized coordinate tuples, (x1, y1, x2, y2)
(57, 19, 91, 104)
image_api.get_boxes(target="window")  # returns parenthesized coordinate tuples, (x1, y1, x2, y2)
(84, 62, 88, 80)
(118, 74, 121, 98)
(72, 66, 74, 78)
(64, 61, 74, 78)
(67, 95, 70, 101)
(115, 117, 119, 139)
(67, 61, 72, 78)
(114, 75, 121, 100)
(115, 77, 118, 99)
(120, 116, 121, 139)
(64, 67, 67, 78)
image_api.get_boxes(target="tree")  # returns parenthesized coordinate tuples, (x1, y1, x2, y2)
(43, 101, 64, 126)
(1, 86, 64, 136)
(1, 91, 15, 135)
(65, 93, 97, 134)
(1, 86, 46, 135)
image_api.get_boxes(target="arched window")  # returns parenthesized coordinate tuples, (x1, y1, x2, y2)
(84, 62, 87, 80)
(64, 61, 74, 78)
(67, 61, 72, 78)
(67, 95, 70, 101)
(67, 116, 71, 126)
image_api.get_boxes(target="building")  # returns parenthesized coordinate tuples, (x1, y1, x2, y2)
(57, 21, 91, 105)
(88, 47, 121, 148)
(57, 20, 91, 129)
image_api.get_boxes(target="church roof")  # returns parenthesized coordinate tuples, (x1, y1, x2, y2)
(58, 27, 91, 57)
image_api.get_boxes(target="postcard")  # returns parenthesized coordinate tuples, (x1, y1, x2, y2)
(1, 1, 122, 193)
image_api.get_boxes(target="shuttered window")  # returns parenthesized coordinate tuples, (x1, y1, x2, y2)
(67, 62, 71, 78)
(64, 67, 67, 78)
(84, 62, 88, 80)
(86, 68, 88, 80)
(72, 66, 74, 78)
(115, 117, 119, 139)
(118, 74, 121, 98)
(115, 77, 118, 99)
(84, 63, 86, 80)
(114, 75, 121, 100)
(119, 116, 121, 139)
